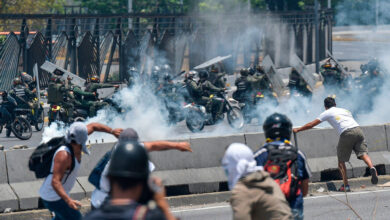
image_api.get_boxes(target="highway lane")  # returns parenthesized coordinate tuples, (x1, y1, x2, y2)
(333, 41, 390, 61)
(172, 189, 390, 220)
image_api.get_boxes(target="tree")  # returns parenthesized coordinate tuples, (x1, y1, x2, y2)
(0, 0, 65, 14)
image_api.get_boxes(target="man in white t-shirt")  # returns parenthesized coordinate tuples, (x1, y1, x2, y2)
(293, 97, 378, 192)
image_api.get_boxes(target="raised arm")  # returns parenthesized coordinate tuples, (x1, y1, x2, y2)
(86, 122, 123, 137)
(143, 141, 192, 152)
(293, 119, 321, 133)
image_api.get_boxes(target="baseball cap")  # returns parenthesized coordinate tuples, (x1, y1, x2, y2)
(118, 128, 139, 142)
(66, 122, 89, 155)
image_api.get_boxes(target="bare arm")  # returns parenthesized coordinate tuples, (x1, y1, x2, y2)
(293, 119, 321, 133)
(51, 151, 81, 210)
(86, 122, 123, 137)
(143, 141, 192, 152)
(152, 178, 177, 220)
(301, 179, 309, 197)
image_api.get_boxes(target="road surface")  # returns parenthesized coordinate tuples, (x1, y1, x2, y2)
(172, 188, 390, 220)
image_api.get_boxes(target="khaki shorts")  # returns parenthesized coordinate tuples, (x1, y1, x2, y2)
(337, 127, 368, 162)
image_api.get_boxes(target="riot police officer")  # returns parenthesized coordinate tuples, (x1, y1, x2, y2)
(233, 68, 252, 103)
(184, 70, 202, 103)
(209, 65, 226, 89)
(9, 77, 36, 110)
(288, 68, 312, 98)
(198, 70, 225, 123)
(48, 75, 76, 122)
(84, 141, 171, 220)
(84, 75, 118, 117)
(0, 91, 17, 137)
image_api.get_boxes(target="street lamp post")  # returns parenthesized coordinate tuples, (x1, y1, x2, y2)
(128, 0, 133, 29)
(315, 0, 320, 73)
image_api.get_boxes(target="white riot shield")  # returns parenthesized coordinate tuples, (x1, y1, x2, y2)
(262, 55, 287, 98)
(289, 54, 317, 91)
(40, 61, 86, 88)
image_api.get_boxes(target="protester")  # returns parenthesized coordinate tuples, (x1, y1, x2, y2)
(84, 141, 172, 220)
(222, 143, 292, 220)
(293, 97, 378, 192)
(39, 122, 122, 220)
(90, 128, 192, 209)
(254, 113, 310, 220)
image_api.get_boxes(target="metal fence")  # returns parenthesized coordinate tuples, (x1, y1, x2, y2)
(0, 10, 333, 90)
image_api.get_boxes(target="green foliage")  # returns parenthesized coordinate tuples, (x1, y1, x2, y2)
(0, 0, 66, 14)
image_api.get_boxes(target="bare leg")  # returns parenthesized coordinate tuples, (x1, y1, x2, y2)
(359, 154, 374, 168)
(338, 161, 349, 186)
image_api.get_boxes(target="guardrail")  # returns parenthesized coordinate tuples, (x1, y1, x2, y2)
(1, 124, 389, 212)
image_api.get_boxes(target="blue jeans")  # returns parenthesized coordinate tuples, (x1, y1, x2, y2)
(292, 207, 304, 220)
(42, 198, 82, 220)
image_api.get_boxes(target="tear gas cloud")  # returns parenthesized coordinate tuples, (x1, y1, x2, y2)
(42, 2, 390, 143)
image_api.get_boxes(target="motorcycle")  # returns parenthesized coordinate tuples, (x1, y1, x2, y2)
(185, 92, 244, 132)
(238, 91, 265, 124)
(0, 92, 32, 140)
(14, 98, 45, 131)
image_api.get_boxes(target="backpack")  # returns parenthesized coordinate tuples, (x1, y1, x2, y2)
(28, 136, 75, 179)
(263, 143, 300, 202)
(88, 149, 112, 190)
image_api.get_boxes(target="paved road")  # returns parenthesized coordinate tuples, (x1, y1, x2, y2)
(172, 189, 390, 220)
(333, 41, 390, 61)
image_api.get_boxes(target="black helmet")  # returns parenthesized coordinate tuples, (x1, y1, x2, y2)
(263, 113, 293, 141)
(163, 73, 172, 82)
(108, 141, 149, 179)
(240, 68, 249, 76)
(13, 77, 22, 86)
(248, 67, 256, 75)
(198, 70, 209, 79)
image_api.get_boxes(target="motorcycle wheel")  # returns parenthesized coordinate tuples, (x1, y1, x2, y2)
(35, 109, 45, 131)
(227, 106, 244, 129)
(186, 109, 205, 133)
(11, 117, 32, 140)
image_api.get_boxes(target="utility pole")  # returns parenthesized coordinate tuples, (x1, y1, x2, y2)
(315, 0, 320, 74)
(328, 0, 331, 8)
(128, 0, 133, 29)
(375, 0, 379, 27)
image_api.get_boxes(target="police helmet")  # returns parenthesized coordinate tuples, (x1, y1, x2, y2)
(161, 64, 171, 72)
(108, 141, 149, 179)
(263, 113, 293, 141)
(129, 67, 138, 73)
(248, 67, 256, 75)
(198, 70, 209, 79)
(210, 65, 218, 73)
(188, 70, 197, 78)
(90, 75, 100, 83)
(21, 72, 33, 83)
(163, 73, 172, 82)
(257, 66, 265, 74)
(13, 77, 22, 86)
(240, 68, 249, 76)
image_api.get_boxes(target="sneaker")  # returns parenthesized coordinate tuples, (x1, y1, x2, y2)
(338, 184, 351, 192)
(370, 167, 378, 184)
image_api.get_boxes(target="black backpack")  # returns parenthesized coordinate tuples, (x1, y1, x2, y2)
(88, 149, 112, 190)
(263, 143, 300, 202)
(28, 136, 75, 179)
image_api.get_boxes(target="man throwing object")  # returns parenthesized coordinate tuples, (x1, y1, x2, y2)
(293, 97, 378, 192)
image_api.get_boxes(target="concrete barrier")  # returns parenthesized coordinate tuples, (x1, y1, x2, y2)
(77, 143, 114, 197)
(2, 124, 390, 211)
(0, 151, 18, 212)
(5, 149, 85, 210)
(150, 134, 245, 193)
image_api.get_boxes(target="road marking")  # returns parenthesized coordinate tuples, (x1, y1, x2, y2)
(172, 205, 230, 213)
(305, 188, 390, 200)
(171, 189, 390, 213)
